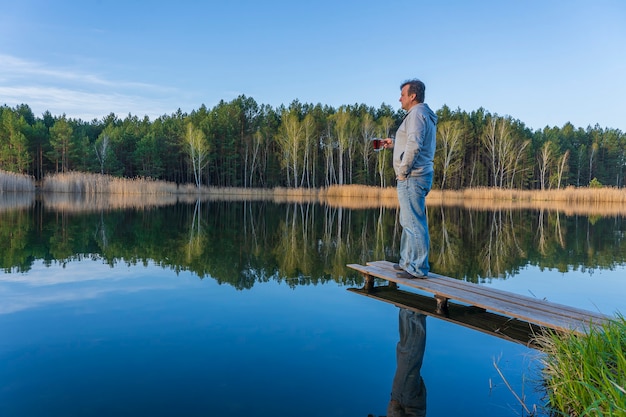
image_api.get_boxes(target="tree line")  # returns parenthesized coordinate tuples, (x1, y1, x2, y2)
(1, 96, 624, 189)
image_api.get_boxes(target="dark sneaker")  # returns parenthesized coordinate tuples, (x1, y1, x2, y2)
(396, 271, 427, 280)
(392, 263, 403, 271)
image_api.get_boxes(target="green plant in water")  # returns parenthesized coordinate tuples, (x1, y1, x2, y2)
(537, 314, 626, 416)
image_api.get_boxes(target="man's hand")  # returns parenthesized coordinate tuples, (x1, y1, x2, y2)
(382, 138, 394, 149)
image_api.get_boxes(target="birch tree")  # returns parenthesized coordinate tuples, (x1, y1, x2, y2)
(554, 149, 570, 189)
(276, 109, 304, 188)
(359, 112, 376, 182)
(506, 138, 530, 189)
(300, 113, 316, 188)
(481, 116, 529, 188)
(331, 107, 352, 185)
(322, 123, 336, 187)
(185, 122, 209, 188)
(247, 130, 263, 188)
(376, 115, 394, 187)
(538, 141, 554, 190)
(482, 117, 499, 187)
(95, 134, 110, 174)
(588, 142, 598, 184)
(436, 120, 463, 189)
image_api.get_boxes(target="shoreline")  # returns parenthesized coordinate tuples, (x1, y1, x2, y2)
(4, 171, 626, 215)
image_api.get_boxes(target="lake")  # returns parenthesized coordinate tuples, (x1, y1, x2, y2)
(1, 195, 625, 416)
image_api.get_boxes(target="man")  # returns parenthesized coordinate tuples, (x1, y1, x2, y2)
(383, 79, 437, 279)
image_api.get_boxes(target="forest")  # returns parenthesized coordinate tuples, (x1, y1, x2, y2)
(1, 96, 624, 190)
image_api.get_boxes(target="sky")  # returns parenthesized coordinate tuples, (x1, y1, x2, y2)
(1, 0, 625, 132)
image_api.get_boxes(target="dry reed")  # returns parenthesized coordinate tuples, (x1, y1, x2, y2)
(428, 187, 626, 216)
(41, 172, 178, 195)
(434, 186, 626, 204)
(0, 170, 36, 193)
(319, 185, 398, 209)
(20, 172, 626, 215)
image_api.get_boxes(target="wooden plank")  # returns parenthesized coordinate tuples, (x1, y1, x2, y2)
(351, 266, 570, 327)
(347, 285, 545, 348)
(346, 262, 610, 333)
(367, 260, 610, 323)
(348, 261, 580, 331)
(363, 261, 612, 332)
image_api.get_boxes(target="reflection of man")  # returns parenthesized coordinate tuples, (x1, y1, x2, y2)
(382, 79, 437, 279)
(387, 309, 427, 417)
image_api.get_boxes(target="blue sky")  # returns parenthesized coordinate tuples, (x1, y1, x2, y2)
(1, 0, 625, 131)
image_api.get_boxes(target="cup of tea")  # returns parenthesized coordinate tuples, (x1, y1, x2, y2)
(371, 138, 383, 151)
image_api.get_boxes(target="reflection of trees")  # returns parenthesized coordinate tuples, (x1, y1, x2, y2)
(479, 210, 526, 279)
(537, 208, 547, 255)
(186, 199, 207, 262)
(535, 209, 571, 271)
(94, 210, 109, 250)
(433, 204, 461, 272)
(274, 203, 315, 280)
(323, 206, 352, 282)
(48, 211, 74, 262)
(2, 201, 626, 287)
(0, 204, 35, 272)
(429, 207, 539, 282)
(372, 206, 392, 261)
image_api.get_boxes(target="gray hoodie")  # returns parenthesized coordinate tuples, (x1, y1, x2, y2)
(392, 103, 438, 178)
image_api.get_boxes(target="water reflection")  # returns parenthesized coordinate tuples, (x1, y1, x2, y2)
(1, 194, 625, 286)
(1, 194, 624, 416)
(387, 309, 427, 417)
(0, 192, 34, 212)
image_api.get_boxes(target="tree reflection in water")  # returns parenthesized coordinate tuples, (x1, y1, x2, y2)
(0, 194, 625, 287)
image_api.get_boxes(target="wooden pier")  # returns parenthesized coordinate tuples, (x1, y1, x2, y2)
(347, 261, 611, 341)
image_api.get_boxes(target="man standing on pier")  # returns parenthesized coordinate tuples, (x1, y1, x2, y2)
(382, 79, 437, 279)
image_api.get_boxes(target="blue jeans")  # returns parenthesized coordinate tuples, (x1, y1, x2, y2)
(397, 173, 432, 277)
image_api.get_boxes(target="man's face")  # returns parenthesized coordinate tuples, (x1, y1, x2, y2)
(399, 85, 416, 111)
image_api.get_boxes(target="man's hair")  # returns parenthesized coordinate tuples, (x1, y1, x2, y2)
(401, 79, 426, 103)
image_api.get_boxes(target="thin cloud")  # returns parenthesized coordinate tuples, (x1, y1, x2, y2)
(0, 53, 172, 91)
(0, 54, 184, 119)
(0, 282, 178, 315)
(0, 260, 188, 314)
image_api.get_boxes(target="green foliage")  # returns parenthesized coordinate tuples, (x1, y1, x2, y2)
(0, 107, 31, 173)
(539, 315, 626, 416)
(0, 99, 624, 189)
(48, 116, 73, 172)
(589, 177, 603, 188)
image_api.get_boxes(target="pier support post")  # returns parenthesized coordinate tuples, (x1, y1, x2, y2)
(434, 295, 449, 316)
(363, 273, 374, 292)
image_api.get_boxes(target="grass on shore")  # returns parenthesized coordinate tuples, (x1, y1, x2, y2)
(536, 315, 626, 416)
(4, 171, 626, 213)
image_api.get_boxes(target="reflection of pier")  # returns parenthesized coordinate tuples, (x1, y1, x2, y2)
(349, 283, 543, 348)
(348, 261, 611, 344)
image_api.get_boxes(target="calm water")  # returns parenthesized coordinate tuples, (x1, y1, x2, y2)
(1, 196, 625, 417)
